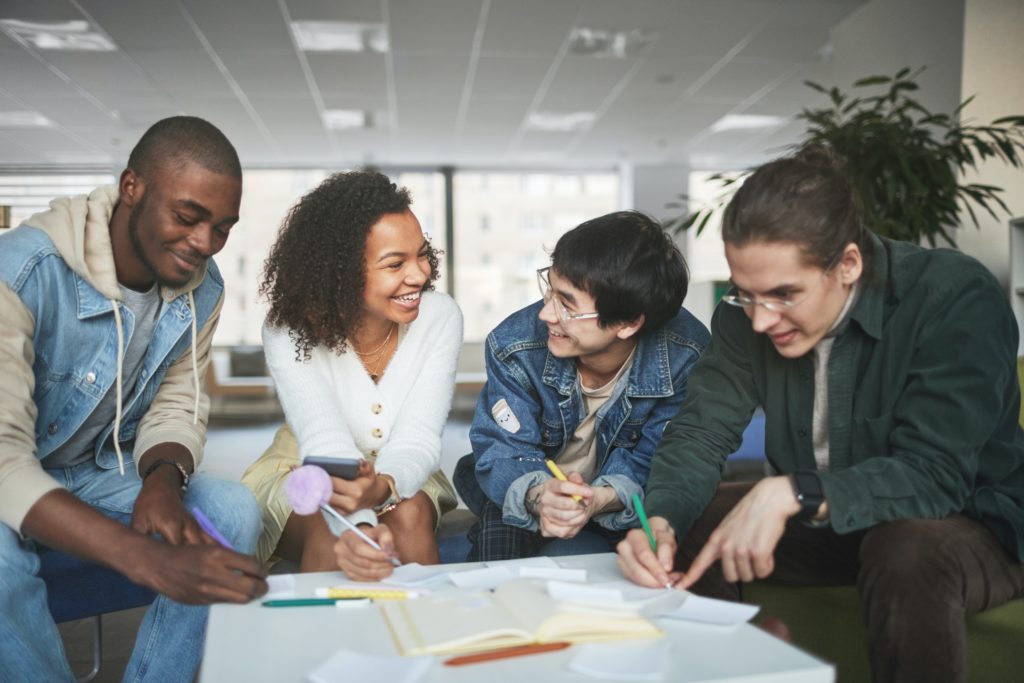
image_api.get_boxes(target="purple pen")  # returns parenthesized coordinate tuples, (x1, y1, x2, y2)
(191, 506, 235, 550)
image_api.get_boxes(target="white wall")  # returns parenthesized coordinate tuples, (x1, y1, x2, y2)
(629, 162, 717, 329)
(956, 0, 1024, 287)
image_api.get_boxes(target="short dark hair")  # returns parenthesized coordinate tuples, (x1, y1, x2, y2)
(259, 170, 440, 360)
(551, 210, 688, 335)
(721, 144, 873, 276)
(127, 116, 241, 180)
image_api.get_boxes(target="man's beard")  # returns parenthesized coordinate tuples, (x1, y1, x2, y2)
(127, 194, 192, 289)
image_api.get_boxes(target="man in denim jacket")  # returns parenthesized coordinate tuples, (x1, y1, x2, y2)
(455, 211, 710, 560)
(0, 117, 267, 683)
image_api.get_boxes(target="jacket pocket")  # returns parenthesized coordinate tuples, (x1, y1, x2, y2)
(851, 413, 894, 459)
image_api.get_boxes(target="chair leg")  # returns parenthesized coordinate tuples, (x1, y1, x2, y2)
(75, 614, 103, 683)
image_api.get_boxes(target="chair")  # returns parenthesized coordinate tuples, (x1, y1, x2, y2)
(39, 547, 156, 682)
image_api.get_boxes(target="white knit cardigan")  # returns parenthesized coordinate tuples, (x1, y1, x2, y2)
(262, 291, 463, 526)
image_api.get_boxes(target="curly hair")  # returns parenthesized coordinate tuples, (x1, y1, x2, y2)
(260, 170, 440, 360)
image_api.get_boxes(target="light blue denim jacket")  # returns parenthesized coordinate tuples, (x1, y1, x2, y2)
(0, 186, 224, 529)
(463, 301, 710, 532)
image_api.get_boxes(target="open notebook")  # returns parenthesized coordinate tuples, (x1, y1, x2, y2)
(379, 579, 663, 657)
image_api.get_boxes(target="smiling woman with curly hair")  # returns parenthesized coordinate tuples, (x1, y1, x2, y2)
(242, 170, 463, 578)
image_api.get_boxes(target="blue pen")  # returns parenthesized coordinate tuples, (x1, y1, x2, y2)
(191, 506, 235, 550)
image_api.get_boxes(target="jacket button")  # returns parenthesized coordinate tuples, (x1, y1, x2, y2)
(48, 423, 58, 435)
(372, 428, 383, 439)
(85, 372, 96, 384)
(372, 403, 382, 415)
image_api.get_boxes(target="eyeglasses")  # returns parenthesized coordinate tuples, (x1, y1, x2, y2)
(536, 267, 600, 324)
(722, 271, 831, 313)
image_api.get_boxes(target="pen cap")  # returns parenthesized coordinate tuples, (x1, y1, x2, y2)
(285, 465, 333, 514)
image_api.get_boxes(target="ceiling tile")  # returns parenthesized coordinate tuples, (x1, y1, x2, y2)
(128, 49, 232, 95)
(690, 59, 797, 102)
(305, 52, 387, 98)
(179, 0, 295, 51)
(537, 55, 636, 111)
(481, 0, 581, 57)
(0, 0, 83, 23)
(217, 50, 312, 97)
(393, 55, 467, 101)
(388, 0, 481, 55)
(77, 0, 204, 50)
(285, 0, 384, 23)
(468, 56, 551, 99)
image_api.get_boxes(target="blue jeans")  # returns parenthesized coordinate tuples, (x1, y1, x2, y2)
(0, 460, 261, 683)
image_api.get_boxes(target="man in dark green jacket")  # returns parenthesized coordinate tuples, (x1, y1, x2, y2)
(617, 145, 1024, 683)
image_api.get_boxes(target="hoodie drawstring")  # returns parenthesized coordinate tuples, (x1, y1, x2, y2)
(188, 290, 199, 425)
(110, 300, 126, 475)
(109, 292, 200, 477)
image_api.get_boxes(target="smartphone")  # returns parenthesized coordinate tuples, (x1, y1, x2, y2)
(302, 455, 361, 480)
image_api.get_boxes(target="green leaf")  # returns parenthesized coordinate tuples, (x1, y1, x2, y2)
(853, 75, 891, 87)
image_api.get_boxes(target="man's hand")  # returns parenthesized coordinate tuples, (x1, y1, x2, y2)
(132, 464, 208, 545)
(616, 517, 681, 588)
(528, 472, 594, 538)
(334, 524, 398, 581)
(132, 542, 269, 605)
(679, 476, 800, 589)
(329, 461, 387, 514)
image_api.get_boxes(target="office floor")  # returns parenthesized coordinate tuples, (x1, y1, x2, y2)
(56, 415, 472, 682)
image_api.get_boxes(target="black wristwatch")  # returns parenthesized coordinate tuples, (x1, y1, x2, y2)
(789, 470, 824, 521)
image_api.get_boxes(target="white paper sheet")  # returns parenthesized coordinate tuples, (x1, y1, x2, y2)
(264, 574, 296, 598)
(663, 594, 760, 626)
(485, 556, 559, 570)
(448, 565, 517, 590)
(568, 641, 670, 680)
(519, 566, 587, 582)
(307, 649, 432, 683)
(387, 562, 452, 587)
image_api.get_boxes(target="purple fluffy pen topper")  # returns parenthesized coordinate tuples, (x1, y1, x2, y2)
(284, 465, 401, 567)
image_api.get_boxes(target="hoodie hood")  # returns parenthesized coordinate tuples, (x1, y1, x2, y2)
(25, 185, 207, 474)
(25, 185, 209, 302)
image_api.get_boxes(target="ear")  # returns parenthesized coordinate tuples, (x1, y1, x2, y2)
(615, 314, 645, 341)
(118, 168, 144, 208)
(836, 243, 863, 285)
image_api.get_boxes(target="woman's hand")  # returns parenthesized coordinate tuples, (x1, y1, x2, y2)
(334, 524, 397, 581)
(329, 460, 388, 513)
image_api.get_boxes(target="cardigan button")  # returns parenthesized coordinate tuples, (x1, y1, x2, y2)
(369, 450, 378, 458)
(372, 403, 383, 415)
(372, 428, 383, 439)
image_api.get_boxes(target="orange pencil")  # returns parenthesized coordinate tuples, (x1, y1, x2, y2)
(443, 642, 572, 666)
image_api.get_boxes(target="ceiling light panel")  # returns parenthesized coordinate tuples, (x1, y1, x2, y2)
(0, 111, 53, 127)
(291, 21, 387, 52)
(0, 19, 116, 51)
(567, 27, 656, 59)
(526, 112, 596, 132)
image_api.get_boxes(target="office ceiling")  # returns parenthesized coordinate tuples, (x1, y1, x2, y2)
(0, 0, 865, 171)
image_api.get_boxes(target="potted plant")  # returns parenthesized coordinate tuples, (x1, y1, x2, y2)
(668, 68, 1024, 248)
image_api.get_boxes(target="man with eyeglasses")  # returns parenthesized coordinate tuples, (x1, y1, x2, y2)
(453, 211, 709, 560)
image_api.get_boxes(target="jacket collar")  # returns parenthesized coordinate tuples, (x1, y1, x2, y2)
(541, 327, 674, 398)
(847, 234, 888, 341)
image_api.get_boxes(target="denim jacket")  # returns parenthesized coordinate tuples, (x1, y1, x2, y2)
(0, 187, 224, 530)
(461, 301, 709, 532)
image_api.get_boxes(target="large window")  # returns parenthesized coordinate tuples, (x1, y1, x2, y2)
(0, 175, 116, 229)
(453, 172, 619, 341)
(214, 169, 446, 345)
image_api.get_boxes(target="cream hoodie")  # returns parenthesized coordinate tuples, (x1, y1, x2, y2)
(0, 185, 223, 531)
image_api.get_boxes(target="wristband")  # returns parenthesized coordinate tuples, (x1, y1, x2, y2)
(374, 474, 402, 516)
(142, 458, 190, 496)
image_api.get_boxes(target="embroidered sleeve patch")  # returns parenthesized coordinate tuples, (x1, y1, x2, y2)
(491, 398, 521, 434)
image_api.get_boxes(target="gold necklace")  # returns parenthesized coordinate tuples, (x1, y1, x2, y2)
(353, 324, 396, 382)
(353, 322, 395, 358)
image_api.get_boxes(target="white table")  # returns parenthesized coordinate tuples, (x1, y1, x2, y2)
(201, 553, 834, 683)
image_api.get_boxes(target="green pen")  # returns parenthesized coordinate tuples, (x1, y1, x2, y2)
(633, 493, 657, 550)
(633, 493, 674, 590)
(262, 597, 368, 608)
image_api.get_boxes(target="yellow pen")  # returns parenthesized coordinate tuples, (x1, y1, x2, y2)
(545, 459, 587, 508)
(315, 587, 419, 601)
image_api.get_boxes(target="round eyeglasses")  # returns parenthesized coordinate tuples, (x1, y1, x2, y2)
(721, 270, 832, 312)
(536, 267, 600, 324)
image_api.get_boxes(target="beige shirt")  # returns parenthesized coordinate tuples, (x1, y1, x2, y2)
(557, 348, 635, 513)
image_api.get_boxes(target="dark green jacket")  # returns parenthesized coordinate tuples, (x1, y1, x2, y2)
(646, 236, 1024, 560)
